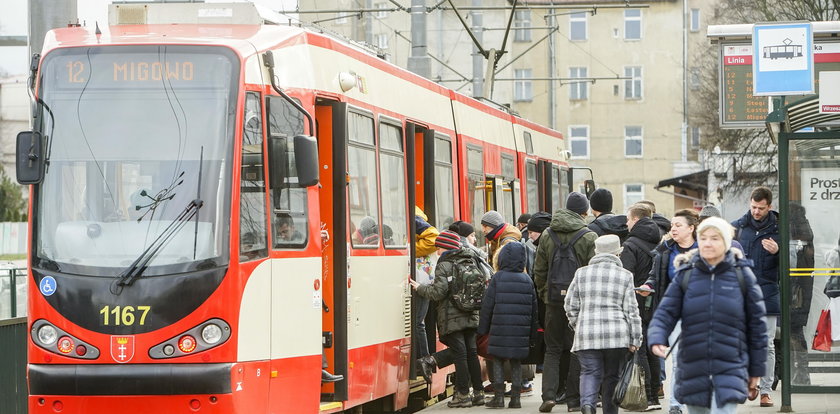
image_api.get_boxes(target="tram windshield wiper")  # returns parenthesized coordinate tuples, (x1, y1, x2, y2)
(114, 198, 204, 290)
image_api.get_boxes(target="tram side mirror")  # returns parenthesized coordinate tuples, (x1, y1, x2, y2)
(584, 179, 596, 199)
(293, 135, 319, 188)
(16, 131, 45, 184)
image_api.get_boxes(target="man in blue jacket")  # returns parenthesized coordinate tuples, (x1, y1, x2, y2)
(731, 186, 779, 408)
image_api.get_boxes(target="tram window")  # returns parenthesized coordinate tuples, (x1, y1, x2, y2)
(551, 166, 561, 211)
(526, 160, 538, 213)
(559, 169, 570, 205)
(500, 154, 516, 222)
(467, 145, 486, 247)
(240, 92, 268, 260)
(434, 135, 455, 229)
(379, 122, 407, 248)
(348, 112, 380, 247)
(266, 96, 308, 249)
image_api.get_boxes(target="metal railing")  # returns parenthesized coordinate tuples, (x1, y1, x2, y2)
(1, 267, 27, 319)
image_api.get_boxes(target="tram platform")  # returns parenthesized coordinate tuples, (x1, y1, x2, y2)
(424, 370, 840, 413)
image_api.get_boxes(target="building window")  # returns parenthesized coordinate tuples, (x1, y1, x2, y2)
(624, 184, 644, 211)
(624, 66, 642, 99)
(514, 10, 532, 42)
(374, 2, 388, 18)
(690, 67, 700, 90)
(569, 125, 589, 159)
(335, 12, 349, 25)
(570, 12, 587, 41)
(624, 9, 642, 40)
(690, 126, 701, 148)
(374, 33, 389, 49)
(514, 69, 533, 101)
(569, 67, 588, 101)
(690, 9, 701, 32)
(624, 126, 643, 158)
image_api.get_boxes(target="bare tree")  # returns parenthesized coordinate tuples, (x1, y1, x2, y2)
(692, 0, 840, 194)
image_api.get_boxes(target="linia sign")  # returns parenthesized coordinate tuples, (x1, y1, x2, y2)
(819, 71, 840, 113)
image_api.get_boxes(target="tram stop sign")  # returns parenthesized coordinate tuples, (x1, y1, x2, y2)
(752, 22, 814, 96)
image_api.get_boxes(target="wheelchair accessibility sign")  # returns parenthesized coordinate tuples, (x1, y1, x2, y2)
(40, 276, 57, 297)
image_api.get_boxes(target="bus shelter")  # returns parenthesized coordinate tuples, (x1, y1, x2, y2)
(767, 95, 840, 410)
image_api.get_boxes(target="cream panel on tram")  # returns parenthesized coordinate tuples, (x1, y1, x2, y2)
(251, 42, 456, 132)
(270, 257, 322, 359)
(450, 100, 516, 151)
(346, 255, 411, 350)
(238, 259, 272, 361)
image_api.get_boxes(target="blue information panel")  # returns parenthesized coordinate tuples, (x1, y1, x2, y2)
(752, 23, 814, 96)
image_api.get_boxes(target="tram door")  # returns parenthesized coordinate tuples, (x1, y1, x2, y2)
(315, 99, 349, 402)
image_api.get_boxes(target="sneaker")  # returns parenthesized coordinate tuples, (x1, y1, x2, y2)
(471, 390, 485, 406)
(760, 394, 774, 407)
(447, 391, 472, 408)
(505, 383, 533, 397)
(668, 406, 682, 414)
(567, 403, 581, 412)
(484, 383, 496, 393)
(539, 400, 556, 413)
(645, 399, 662, 411)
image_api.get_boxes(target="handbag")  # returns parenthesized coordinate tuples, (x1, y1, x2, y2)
(812, 309, 832, 352)
(522, 328, 545, 365)
(613, 351, 647, 411)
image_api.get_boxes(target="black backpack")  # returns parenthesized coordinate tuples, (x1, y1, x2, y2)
(449, 254, 488, 312)
(546, 228, 591, 304)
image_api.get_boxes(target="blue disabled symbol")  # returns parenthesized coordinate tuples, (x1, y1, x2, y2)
(40, 276, 57, 297)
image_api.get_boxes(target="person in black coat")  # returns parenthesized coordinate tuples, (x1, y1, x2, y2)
(478, 242, 539, 409)
(789, 202, 814, 385)
(587, 188, 629, 243)
(621, 203, 663, 409)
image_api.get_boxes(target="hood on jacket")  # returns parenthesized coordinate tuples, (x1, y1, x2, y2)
(588, 252, 623, 267)
(673, 246, 747, 270)
(497, 241, 527, 272)
(550, 209, 588, 233)
(652, 213, 671, 236)
(629, 217, 662, 245)
(415, 206, 428, 221)
(590, 213, 629, 237)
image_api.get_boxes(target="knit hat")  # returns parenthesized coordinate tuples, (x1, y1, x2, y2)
(481, 210, 505, 228)
(594, 234, 623, 255)
(589, 188, 613, 213)
(565, 192, 590, 215)
(697, 216, 734, 250)
(435, 230, 462, 251)
(449, 221, 475, 238)
(527, 211, 552, 234)
(517, 213, 532, 225)
(699, 204, 722, 220)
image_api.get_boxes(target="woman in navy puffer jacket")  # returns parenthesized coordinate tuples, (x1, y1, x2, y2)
(478, 242, 539, 408)
(648, 217, 767, 413)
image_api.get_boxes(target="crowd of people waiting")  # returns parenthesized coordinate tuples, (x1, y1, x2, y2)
(407, 186, 779, 414)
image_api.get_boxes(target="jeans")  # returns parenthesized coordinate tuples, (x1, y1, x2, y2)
(685, 390, 738, 414)
(668, 320, 683, 409)
(493, 358, 522, 392)
(414, 294, 430, 358)
(759, 316, 778, 394)
(542, 303, 575, 402)
(435, 328, 483, 395)
(577, 348, 627, 414)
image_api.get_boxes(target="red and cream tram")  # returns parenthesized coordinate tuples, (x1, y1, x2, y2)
(15, 3, 593, 413)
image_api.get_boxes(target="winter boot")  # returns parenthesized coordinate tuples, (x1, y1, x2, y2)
(447, 391, 472, 408)
(508, 386, 522, 408)
(472, 390, 485, 406)
(581, 405, 596, 414)
(486, 383, 506, 408)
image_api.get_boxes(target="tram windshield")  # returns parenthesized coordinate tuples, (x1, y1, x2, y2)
(33, 46, 239, 275)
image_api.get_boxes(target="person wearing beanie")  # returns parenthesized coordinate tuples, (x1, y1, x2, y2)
(534, 193, 597, 412)
(586, 188, 629, 242)
(410, 227, 486, 408)
(449, 221, 493, 279)
(699, 204, 722, 221)
(480, 210, 522, 271)
(413, 207, 440, 367)
(564, 234, 642, 414)
(516, 213, 533, 238)
(649, 215, 767, 414)
(527, 212, 552, 242)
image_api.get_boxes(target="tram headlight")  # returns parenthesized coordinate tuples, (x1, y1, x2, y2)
(37, 325, 58, 345)
(201, 324, 223, 345)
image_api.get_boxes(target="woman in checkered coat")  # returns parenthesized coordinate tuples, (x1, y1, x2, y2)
(565, 234, 644, 414)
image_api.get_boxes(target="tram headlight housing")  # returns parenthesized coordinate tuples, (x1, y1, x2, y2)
(37, 325, 58, 345)
(201, 324, 223, 345)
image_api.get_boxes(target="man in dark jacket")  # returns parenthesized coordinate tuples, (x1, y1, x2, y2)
(533, 192, 597, 412)
(587, 188, 629, 243)
(731, 186, 779, 408)
(638, 199, 671, 237)
(479, 242, 539, 408)
(620, 203, 662, 409)
(789, 202, 814, 386)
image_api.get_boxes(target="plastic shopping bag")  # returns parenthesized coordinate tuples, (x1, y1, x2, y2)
(812, 309, 832, 352)
(613, 351, 648, 411)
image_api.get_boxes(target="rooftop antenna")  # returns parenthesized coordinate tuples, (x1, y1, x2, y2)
(95, 21, 102, 35)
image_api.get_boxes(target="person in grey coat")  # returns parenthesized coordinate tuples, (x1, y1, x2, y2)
(565, 235, 644, 414)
